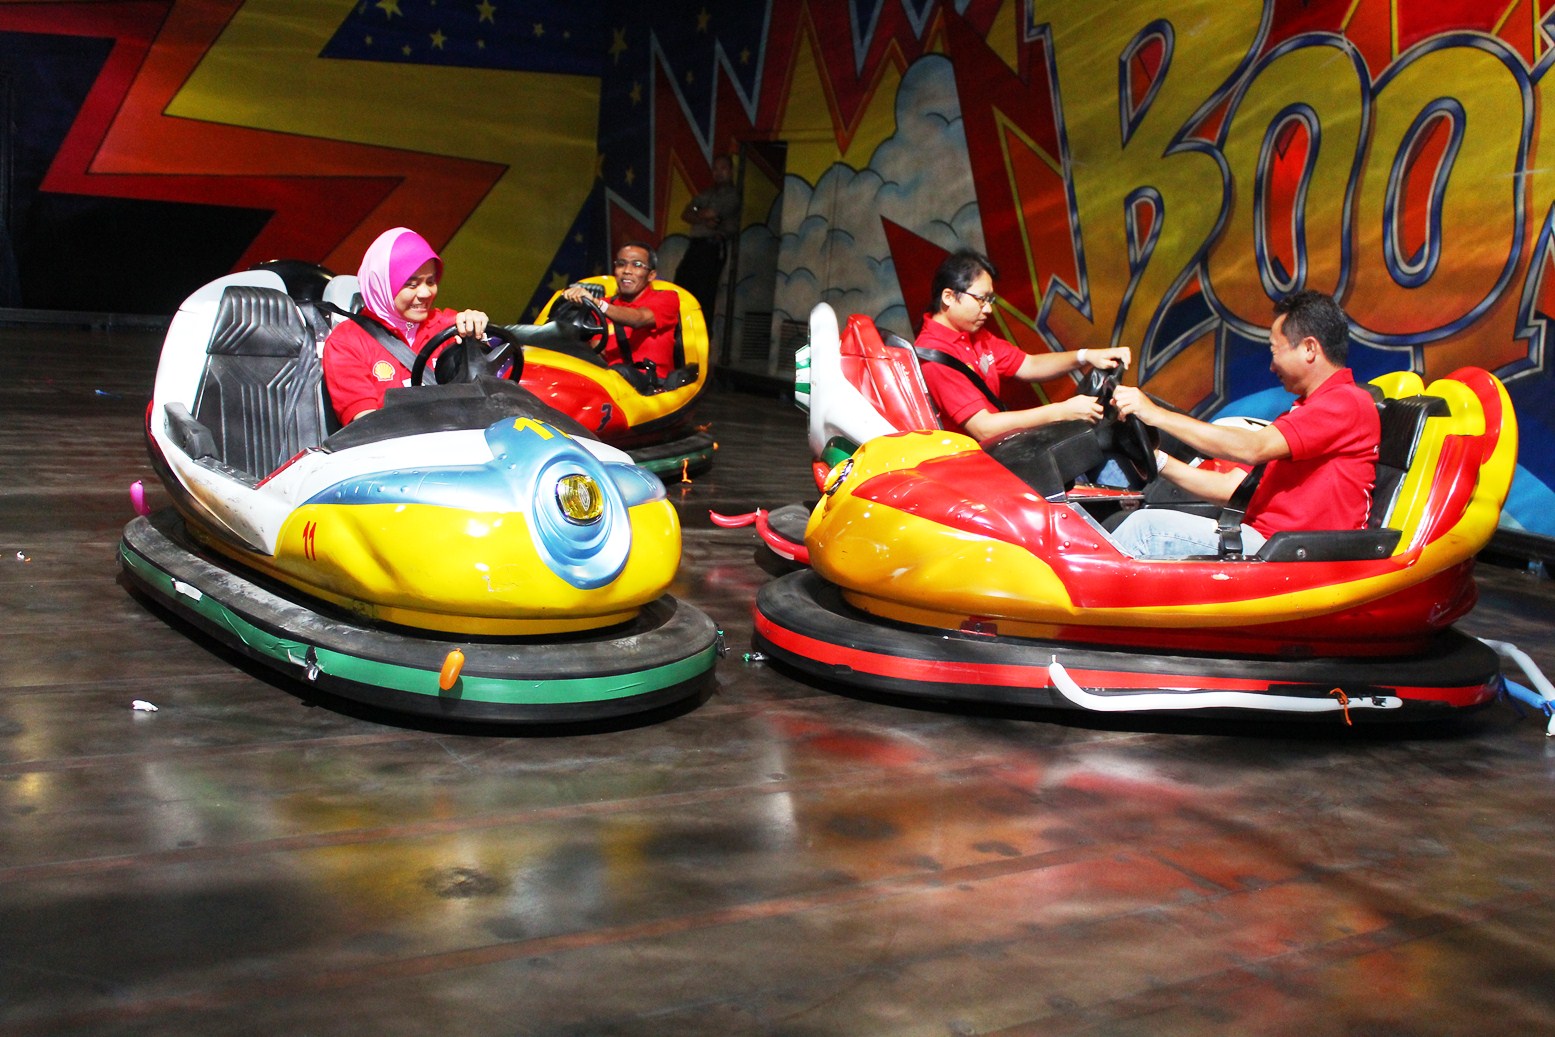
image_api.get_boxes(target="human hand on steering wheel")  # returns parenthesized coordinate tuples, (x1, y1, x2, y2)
(453, 309, 488, 339)
(410, 323, 524, 387)
(1052, 392, 1106, 424)
(558, 285, 608, 339)
(1088, 374, 1159, 484)
(1111, 384, 1164, 425)
(1080, 346, 1132, 372)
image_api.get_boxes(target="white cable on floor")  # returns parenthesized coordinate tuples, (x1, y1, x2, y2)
(1478, 638, 1555, 736)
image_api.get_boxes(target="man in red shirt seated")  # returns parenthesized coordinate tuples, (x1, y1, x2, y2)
(915, 250, 1131, 439)
(1109, 288, 1381, 558)
(560, 242, 679, 392)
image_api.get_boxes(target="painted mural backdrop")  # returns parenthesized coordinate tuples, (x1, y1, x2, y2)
(3, 0, 1553, 541)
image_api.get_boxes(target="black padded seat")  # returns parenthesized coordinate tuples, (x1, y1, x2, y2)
(252, 259, 333, 302)
(1251, 392, 1447, 563)
(186, 285, 328, 479)
(617, 316, 698, 394)
(1366, 394, 1450, 529)
(1255, 527, 1401, 562)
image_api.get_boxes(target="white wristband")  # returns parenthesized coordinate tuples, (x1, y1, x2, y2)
(1077, 348, 1089, 367)
(1154, 449, 1170, 470)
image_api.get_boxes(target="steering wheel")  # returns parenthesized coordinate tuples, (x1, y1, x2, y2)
(1078, 366, 1158, 486)
(549, 293, 608, 340)
(410, 323, 524, 387)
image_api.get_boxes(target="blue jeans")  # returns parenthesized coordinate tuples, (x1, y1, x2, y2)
(1110, 508, 1267, 559)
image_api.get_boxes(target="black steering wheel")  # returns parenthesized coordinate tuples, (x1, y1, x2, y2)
(548, 293, 608, 340)
(1078, 367, 1158, 486)
(410, 323, 524, 387)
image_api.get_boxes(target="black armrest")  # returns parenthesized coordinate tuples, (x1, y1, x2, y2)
(1137, 478, 1221, 519)
(163, 403, 218, 460)
(1256, 528, 1401, 562)
(662, 363, 700, 389)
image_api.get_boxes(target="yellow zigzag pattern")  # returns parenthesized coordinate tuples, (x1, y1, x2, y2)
(171, 0, 600, 313)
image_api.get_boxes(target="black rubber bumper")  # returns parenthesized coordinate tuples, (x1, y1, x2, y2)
(627, 430, 716, 477)
(753, 569, 1500, 722)
(120, 509, 720, 725)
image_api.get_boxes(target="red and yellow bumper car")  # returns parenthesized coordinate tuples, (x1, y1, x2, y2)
(753, 306, 1518, 723)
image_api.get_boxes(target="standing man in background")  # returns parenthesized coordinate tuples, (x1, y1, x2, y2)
(674, 154, 740, 321)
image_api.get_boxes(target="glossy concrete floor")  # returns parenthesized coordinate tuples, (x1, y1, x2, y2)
(4, 324, 1555, 1037)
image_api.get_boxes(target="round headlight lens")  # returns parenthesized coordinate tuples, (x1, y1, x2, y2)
(555, 474, 604, 523)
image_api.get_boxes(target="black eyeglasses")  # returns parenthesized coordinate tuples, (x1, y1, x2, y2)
(957, 289, 996, 308)
(613, 258, 651, 270)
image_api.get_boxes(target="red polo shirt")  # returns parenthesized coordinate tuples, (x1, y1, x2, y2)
(914, 318, 1026, 436)
(604, 285, 680, 370)
(1247, 369, 1381, 535)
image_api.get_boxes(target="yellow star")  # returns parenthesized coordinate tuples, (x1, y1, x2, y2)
(696, 8, 710, 32)
(477, 0, 495, 24)
(549, 270, 571, 291)
(624, 166, 635, 187)
(533, 22, 544, 38)
(740, 47, 750, 65)
(574, 232, 584, 244)
(377, 0, 401, 18)
(684, 69, 694, 85)
(477, 39, 485, 49)
(629, 81, 642, 105)
(401, 43, 412, 56)
(430, 29, 446, 49)
(608, 27, 628, 64)
(364, 35, 373, 46)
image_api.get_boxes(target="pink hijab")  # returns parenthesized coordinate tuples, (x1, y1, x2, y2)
(356, 227, 443, 341)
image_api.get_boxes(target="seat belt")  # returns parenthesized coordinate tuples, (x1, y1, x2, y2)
(1217, 464, 1266, 558)
(608, 302, 661, 391)
(913, 346, 1007, 413)
(612, 315, 636, 367)
(320, 301, 421, 374)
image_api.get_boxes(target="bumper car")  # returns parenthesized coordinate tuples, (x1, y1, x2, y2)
(712, 303, 954, 564)
(751, 304, 1518, 723)
(497, 276, 715, 477)
(119, 267, 720, 725)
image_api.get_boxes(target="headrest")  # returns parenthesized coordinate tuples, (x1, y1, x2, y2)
(1377, 395, 1450, 468)
(321, 273, 363, 318)
(251, 260, 333, 302)
(208, 285, 310, 357)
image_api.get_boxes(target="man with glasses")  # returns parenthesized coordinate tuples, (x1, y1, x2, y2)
(561, 242, 680, 390)
(915, 250, 1131, 440)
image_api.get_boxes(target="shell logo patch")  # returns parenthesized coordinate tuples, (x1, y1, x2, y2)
(371, 360, 396, 382)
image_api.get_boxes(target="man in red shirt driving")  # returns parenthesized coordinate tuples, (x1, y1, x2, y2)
(560, 242, 679, 391)
(1109, 288, 1381, 558)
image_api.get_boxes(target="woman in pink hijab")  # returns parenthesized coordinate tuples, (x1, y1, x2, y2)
(322, 227, 489, 424)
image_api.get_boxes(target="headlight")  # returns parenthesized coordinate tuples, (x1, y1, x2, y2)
(556, 474, 604, 523)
